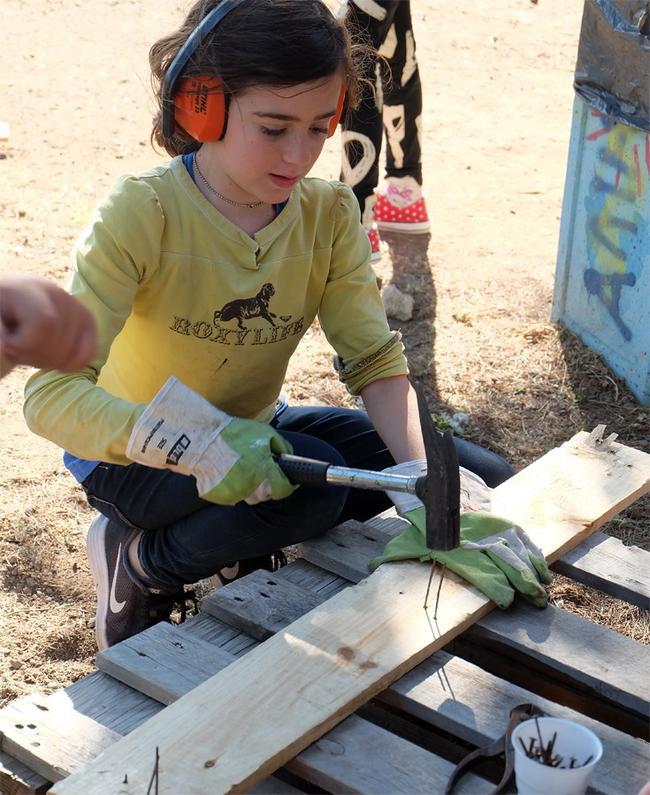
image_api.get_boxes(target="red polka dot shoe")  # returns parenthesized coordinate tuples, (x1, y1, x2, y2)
(374, 176, 430, 234)
(367, 223, 382, 262)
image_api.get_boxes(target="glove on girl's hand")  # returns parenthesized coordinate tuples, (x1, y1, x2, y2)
(126, 377, 296, 506)
(371, 460, 552, 608)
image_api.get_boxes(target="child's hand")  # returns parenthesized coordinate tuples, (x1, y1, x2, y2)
(0, 275, 97, 375)
(370, 506, 551, 609)
(373, 459, 551, 608)
(127, 376, 297, 506)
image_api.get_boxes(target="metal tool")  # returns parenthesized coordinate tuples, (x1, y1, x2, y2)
(445, 703, 545, 794)
(276, 380, 461, 551)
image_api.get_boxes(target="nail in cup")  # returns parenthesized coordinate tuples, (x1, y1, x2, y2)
(511, 716, 603, 795)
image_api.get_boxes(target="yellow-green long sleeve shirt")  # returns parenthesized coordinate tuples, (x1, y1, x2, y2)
(24, 157, 407, 465)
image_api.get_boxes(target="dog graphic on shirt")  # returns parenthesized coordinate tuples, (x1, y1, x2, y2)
(213, 283, 277, 331)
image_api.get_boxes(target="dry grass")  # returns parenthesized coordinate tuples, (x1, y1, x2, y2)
(550, 574, 650, 645)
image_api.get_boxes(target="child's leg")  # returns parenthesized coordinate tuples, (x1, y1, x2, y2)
(82, 433, 351, 649)
(339, 1, 401, 226)
(85, 460, 346, 590)
(380, 0, 423, 183)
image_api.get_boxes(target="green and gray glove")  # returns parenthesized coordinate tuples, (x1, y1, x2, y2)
(370, 460, 552, 608)
(126, 376, 296, 506)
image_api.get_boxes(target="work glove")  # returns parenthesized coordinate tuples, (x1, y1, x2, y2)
(370, 460, 552, 609)
(126, 376, 296, 506)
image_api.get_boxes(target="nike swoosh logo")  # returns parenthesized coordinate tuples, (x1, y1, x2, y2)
(109, 542, 127, 614)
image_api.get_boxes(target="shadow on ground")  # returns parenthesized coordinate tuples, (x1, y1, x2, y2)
(381, 230, 448, 414)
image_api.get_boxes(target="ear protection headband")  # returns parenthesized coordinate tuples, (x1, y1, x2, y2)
(161, 0, 346, 142)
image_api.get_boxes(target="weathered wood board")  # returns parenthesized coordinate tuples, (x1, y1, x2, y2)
(551, 530, 650, 608)
(99, 562, 650, 794)
(49, 432, 650, 794)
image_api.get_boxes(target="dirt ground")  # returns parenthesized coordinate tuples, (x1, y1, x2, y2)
(0, 0, 648, 707)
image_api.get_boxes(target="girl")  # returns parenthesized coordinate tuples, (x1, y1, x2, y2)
(24, 0, 511, 650)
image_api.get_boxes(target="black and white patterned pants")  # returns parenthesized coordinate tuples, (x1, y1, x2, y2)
(341, 0, 424, 222)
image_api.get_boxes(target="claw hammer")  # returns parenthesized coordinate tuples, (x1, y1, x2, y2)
(275, 381, 461, 551)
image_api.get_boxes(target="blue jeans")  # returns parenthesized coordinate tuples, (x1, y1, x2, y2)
(82, 406, 513, 589)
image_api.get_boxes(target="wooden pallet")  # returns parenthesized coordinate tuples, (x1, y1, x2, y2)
(0, 431, 648, 794)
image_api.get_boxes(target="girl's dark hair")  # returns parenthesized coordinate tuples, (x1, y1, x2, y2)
(150, 0, 369, 156)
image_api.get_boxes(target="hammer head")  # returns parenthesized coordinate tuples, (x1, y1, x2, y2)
(412, 381, 461, 551)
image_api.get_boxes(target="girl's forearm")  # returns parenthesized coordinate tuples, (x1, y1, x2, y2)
(360, 375, 426, 464)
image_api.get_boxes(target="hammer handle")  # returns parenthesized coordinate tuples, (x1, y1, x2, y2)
(275, 454, 419, 494)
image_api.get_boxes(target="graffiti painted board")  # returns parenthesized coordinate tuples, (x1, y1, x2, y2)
(552, 94, 649, 405)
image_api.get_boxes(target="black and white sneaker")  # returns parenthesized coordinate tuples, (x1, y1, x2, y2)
(86, 515, 188, 650)
(215, 550, 288, 587)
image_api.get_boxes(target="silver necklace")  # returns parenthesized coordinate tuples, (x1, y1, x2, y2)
(193, 153, 265, 209)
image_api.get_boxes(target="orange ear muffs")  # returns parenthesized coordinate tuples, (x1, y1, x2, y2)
(174, 75, 228, 142)
(175, 79, 345, 141)
(327, 85, 346, 138)
(160, 0, 244, 141)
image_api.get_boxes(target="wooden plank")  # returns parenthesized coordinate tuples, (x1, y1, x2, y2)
(204, 555, 649, 738)
(48, 563, 502, 795)
(177, 612, 260, 657)
(169, 568, 650, 794)
(278, 558, 350, 598)
(286, 713, 490, 795)
(96, 621, 235, 704)
(305, 494, 650, 610)
(49, 432, 650, 794)
(453, 605, 649, 738)
(0, 670, 167, 793)
(60, 670, 162, 735)
(466, 603, 648, 717)
(1, 592, 470, 794)
(0, 694, 120, 783)
(298, 521, 386, 582)
(489, 432, 650, 563)
(298, 515, 649, 726)
(294, 520, 389, 583)
(551, 531, 650, 608)
(96, 567, 650, 795)
(0, 751, 50, 795)
(201, 570, 324, 641)
(0, 666, 300, 794)
(203, 572, 327, 642)
(97, 614, 480, 794)
(96, 621, 234, 705)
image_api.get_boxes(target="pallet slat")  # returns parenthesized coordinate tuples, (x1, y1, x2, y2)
(96, 621, 489, 794)
(199, 568, 650, 794)
(95, 621, 234, 705)
(201, 570, 324, 641)
(464, 602, 648, 720)
(24, 433, 650, 794)
(551, 531, 650, 608)
(287, 713, 490, 794)
(0, 694, 120, 783)
(297, 516, 650, 725)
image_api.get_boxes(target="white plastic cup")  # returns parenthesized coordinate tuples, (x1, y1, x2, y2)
(511, 717, 603, 795)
